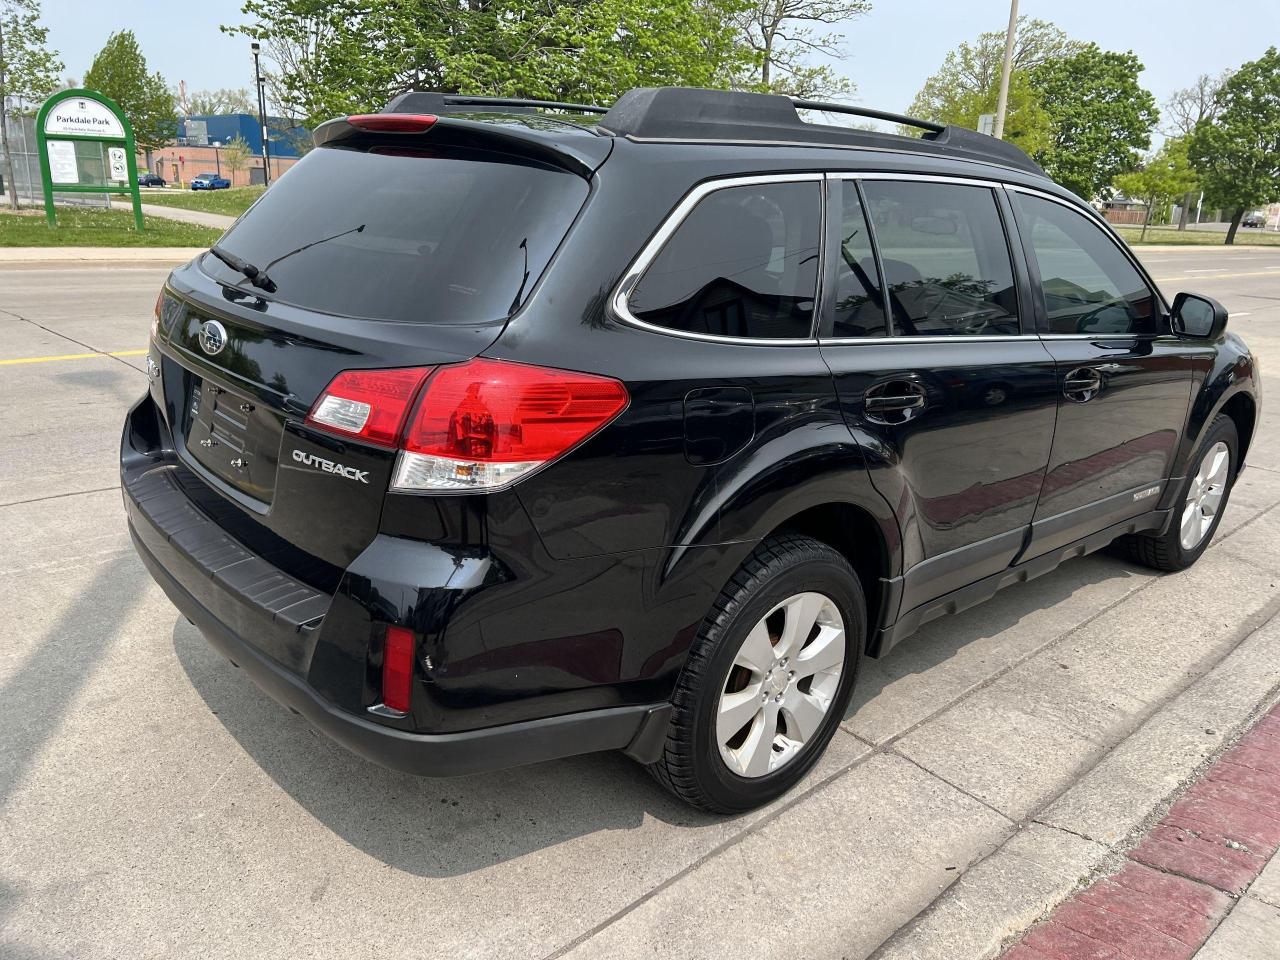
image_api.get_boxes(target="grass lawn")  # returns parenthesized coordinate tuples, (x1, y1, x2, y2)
(0, 207, 221, 247)
(1115, 225, 1280, 247)
(140, 185, 265, 217)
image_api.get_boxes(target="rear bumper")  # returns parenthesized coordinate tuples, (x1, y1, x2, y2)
(122, 394, 672, 776)
(132, 523, 669, 775)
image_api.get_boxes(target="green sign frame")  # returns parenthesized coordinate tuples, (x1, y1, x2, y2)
(35, 88, 144, 230)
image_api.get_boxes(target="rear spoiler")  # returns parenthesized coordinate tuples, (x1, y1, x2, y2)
(312, 114, 613, 178)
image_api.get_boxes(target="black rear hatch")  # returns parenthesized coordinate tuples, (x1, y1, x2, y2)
(153, 120, 601, 569)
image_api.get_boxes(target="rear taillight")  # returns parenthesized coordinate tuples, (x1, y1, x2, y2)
(346, 113, 437, 133)
(306, 367, 433, 447)
(306, 359, 627, 492)
(394, 359, 629, 492)
(381, 626, 415, 713)
(151, 291, 163, 339)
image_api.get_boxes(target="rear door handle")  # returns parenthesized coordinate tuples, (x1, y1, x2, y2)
(864, 380, 927, 424)
(1063, 366, 1103, 403)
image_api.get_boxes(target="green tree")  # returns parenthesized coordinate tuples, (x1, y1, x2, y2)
(937, 71, 1053, 156)
(83, 30, 175, 154)
(226, 0, 754, 130)
(1027, 44, 1158, 200)
(179, 86, 256, 116)
(908, 17, 1080, 124)
(0, 0, 63, 209)
(1113, 137, 1198, 241)
(221, 133, 250, 182)
(1187, 47, 1280, 245)
(732, 0, 871, 97)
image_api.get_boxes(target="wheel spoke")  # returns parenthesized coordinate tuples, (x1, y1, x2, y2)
(795, 624, 844, 677)
(1180, 499, 1200, 545)
(717, 685, 763, 744)
(736, 707, 777, 777)
(1206, 447, 1230, 486)
(733, 621, 775, 675)
(778, 593, 824, 659)
(780, 690, 826, 743)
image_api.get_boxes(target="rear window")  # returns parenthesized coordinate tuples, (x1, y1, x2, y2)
(203, 144, 589, 324)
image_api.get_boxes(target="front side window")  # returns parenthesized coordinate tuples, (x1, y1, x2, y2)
(860, 180, 1020, 337)
(627, 180, 821, 339)
(1012, 192, 1159, 335)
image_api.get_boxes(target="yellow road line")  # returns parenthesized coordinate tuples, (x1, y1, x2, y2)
(0, 348, 147, 366)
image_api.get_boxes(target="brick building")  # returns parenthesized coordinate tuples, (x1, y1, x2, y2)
(142, 113, 309, 187)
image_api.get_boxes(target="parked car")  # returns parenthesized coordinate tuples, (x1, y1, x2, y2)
(190, 173, 231, 190)
(138, 173, 167, 187)
(123, 88, 1259, 813)
(1242, 213, 1265, 228)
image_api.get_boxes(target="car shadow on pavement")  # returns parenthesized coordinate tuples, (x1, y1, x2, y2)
(173, 621, 725, 877)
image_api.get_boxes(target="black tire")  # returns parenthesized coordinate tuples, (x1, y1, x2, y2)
(647, 534, 864, 813)
(1112, 414, 1238, 572)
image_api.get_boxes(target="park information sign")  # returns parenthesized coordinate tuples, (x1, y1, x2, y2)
(36, 89, 144, 230)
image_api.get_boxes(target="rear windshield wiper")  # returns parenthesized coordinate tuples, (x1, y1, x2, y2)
(209, 224, 365, 295)
(209, 244, 268, 288)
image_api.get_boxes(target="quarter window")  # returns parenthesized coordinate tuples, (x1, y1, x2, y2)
(860, 181, 1020, 337)
(1012, 192, 1159, 335)
(627, 181, 821, 340)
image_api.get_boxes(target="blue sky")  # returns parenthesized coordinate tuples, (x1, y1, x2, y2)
(41, 0, 1280, 124)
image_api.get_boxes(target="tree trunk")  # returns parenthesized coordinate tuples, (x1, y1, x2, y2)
(1140, 196, 1154, 241)
(1225, 207, 1244, 245)
(0, 18, 21, 211)
(761, 38, 772, 88)
(1177, 191, 1192, 231)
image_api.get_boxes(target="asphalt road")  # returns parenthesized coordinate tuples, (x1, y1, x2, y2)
(2, 246, 1280, 960)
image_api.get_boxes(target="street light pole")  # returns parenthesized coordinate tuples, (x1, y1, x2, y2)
(251, 42, 271, 186)
(993, 0, 1019, 140)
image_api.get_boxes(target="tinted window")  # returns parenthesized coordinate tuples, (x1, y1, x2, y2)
(628, 181, 821, 339)
(832, 182, 888, 338)
(861, 181, 1020, 336)
(204, 144, 589, 324)
(1013, 193, 1159, 335)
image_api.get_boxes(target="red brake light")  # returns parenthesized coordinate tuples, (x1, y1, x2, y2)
(395, 359, 629, 491)
(347, 114, 437, 133)
(306, 367, 433, 447)
(381, 626, 415, 713)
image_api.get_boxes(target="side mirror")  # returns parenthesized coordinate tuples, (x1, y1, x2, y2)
(1171, 292, 1228, 340)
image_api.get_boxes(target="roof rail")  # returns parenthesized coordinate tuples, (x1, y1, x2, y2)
(789, 98, 944, 134)
(597, 87, 1045, 177)
(383, 92, 609, 116)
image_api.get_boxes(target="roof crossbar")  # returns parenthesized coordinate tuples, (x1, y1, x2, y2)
(788, 98, 945, 134)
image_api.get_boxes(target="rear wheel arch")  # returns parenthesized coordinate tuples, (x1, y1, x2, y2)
(769, 501, 892, 644)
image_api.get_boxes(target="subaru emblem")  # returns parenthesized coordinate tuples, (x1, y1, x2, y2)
(199, 319, 228, 356)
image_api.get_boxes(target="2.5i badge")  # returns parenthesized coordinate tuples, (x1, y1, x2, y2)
(291, 449, 369, 484)
(1133, 485, 1161, 501)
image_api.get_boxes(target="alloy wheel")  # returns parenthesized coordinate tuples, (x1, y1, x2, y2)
(1180, 440, 1230, 550)
(716, 592, 845, 778)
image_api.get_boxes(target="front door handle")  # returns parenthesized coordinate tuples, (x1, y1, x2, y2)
(1063, 366, 1103, 403)
(864, 380, 927, 424)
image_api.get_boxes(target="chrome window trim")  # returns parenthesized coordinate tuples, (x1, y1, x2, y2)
(1004, 182, 1172, 316)
(823, 172, 1040, 344)
(610, 172, 825, 346)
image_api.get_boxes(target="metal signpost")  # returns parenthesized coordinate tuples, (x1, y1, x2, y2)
(35, 88, 144, 230)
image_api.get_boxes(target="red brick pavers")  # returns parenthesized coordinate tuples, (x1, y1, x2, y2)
(1001, 704, 1280, 959)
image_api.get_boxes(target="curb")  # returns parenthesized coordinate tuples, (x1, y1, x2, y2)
(1002, 705, 1280, 960)
(0, 247, 204, 265)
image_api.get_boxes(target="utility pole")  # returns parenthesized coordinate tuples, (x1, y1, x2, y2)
(251, 42, 271, 186)
(993, 0, 1019, 140)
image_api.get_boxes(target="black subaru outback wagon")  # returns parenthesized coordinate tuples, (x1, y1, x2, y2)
(123, 87, 1260, 812)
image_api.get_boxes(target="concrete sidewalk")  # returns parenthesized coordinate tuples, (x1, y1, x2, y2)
(110, 199, 236, 230)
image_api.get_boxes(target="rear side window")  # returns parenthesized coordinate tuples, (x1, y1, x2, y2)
(1012, 192, 1159, 335)
(860, 181, 1020, 337)
(203, 144, 589, 324)
(627, 180, 821, 340)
